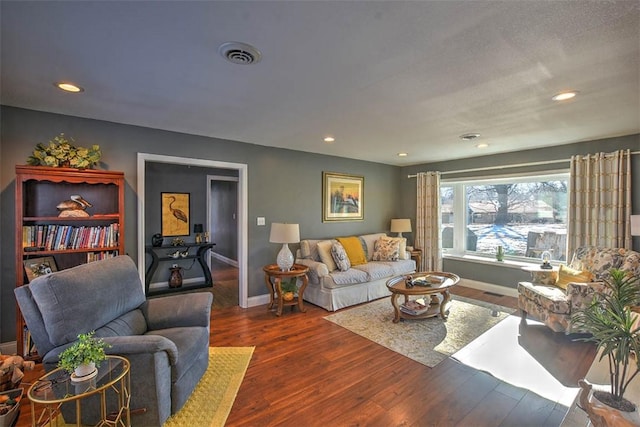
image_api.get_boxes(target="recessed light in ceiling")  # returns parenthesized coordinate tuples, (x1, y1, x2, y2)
(323, 136, 335, 143)
(55, 82, 84, 93)
(476, 143, 489, 148)
(552, 91, 578, 101)
(459, 133, 480, 141)
(397, 152, 408, 157)
(218, 42, 262, 65)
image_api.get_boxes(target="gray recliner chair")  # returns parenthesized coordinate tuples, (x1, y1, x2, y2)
(15, 255, 212, 426)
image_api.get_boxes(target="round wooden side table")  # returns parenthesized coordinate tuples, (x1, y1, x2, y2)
(263, 263, 309, 316)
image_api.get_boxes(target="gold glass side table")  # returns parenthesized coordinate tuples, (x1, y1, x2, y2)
(28, 355, 131, 427)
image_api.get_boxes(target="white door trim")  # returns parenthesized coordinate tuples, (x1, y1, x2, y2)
(137, 153, 249, 308)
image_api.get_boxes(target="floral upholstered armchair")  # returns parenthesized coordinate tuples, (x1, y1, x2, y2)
(518, 247, 640, 333)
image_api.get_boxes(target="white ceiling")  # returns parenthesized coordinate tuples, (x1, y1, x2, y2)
(1, 1, 639, 166)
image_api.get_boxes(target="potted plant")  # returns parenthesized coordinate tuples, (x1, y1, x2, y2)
(27, 133, 101, 169)
(572, 268, 640, 417)
(58, 331, 110, 378)
(280, 278, 298, 301)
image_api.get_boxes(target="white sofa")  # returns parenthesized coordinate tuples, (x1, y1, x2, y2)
(295, 233, 416, 311)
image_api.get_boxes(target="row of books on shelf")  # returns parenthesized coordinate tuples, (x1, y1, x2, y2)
(400, 298, 432, 315)
(86, 250, 120, 263)
(22, 223, 120, 251)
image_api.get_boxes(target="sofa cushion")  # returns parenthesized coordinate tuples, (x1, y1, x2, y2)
(381, 236, 409, 260)
(372, 237, 400, 261)
(328, 268, 369, 286)
(300, 240, 312, 259)
(95, 309, 148, 337)
(317, 240, 338, 272)
(556, 265, 592, 290)
(353, 262, 395, 281)
(359, 233, 387, 260)
(337, 236, 368, 265)
(28, 256, 146, 347)
(331, 242, 351, 271)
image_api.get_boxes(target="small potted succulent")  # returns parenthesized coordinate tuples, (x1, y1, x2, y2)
(58, 331, 110, 379)
(27, 133, 101, 169)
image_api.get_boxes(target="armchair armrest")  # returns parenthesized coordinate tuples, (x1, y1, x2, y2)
(567, 281, 608, 311)
(41, 335, 179, 367)
(142, 292, 212, 330)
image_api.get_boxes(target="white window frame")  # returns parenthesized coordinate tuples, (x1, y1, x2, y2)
(441, 170, 569, 262)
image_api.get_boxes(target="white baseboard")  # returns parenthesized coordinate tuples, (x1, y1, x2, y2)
(211, 252, 238, 268)
(247, 294, 271, 307)
(0, 341, 17, 355)
(459, 278, 518, 298)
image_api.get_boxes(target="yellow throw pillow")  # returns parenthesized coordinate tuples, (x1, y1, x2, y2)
(336, 236, 368, 266)
(556, 264, 592, 290)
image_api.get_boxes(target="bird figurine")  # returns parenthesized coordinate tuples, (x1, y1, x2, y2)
(57, 194, 92, 217)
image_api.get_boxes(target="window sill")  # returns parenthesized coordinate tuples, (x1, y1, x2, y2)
(443, 253, 553, 270)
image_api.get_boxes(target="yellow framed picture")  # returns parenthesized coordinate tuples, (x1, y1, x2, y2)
(322, 172, 364, 222)
(161, 192, 190, 236)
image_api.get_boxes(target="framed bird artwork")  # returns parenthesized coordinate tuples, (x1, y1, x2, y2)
(161, 192, 190, 237)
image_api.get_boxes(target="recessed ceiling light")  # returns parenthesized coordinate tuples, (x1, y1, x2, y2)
(55, 82, 84, 93)
(323, 136, 335, 143)
(397, 152, 408, 157)
(476, 143, 489, 148)
(552, 91, 578, 101)
(460, 133, 480, 141)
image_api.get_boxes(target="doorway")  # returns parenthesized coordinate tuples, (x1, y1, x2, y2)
(136, 153, 249, 308)
(208, 175, 239, 308)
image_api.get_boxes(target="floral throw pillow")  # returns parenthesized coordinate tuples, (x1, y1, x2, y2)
(372, 238, 400, 261)
(331, 242, 351, 271)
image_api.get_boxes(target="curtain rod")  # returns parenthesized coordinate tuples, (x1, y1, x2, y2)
(407, 150, 640, 178)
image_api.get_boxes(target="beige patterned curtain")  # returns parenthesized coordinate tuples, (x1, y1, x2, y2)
(567, 149, 632, 255)
(415, 172, 442, 271)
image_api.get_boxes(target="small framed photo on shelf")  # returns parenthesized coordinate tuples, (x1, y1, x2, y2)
(161, 192, 190, 236)
(23, 256, 58, 282)
(322, 171, 364, 222)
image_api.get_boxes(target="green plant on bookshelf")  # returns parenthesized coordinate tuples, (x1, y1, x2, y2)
(27, 133, 101, 169)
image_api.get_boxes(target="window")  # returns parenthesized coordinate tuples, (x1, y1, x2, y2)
(441, 173, 568, 262)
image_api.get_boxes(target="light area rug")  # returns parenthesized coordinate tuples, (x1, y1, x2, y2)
(452, 316, 580, 407)
(324, 295, 513, 367)
(54, 347, 253, 427)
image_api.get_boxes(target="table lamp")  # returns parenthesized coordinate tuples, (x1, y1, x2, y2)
(193, 224, 203, 243)
(390, 219, 412, 238)
(269, 223, 300, 271)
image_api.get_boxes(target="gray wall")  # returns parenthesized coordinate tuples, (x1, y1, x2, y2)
(1, 106, 402, 342)
(400, 134, 640, 290)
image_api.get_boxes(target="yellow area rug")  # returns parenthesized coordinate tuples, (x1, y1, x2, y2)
(54, 347, 253, 427)
(164, 347, 254, 427)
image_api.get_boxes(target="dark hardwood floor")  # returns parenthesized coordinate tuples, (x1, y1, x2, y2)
(15, 265, 596, 427)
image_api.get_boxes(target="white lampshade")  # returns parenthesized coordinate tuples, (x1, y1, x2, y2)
(390, 218, 412, 237)
(631, 215, 640, 236)
(269, 223, 300, 271)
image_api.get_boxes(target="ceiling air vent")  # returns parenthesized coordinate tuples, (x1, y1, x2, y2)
(218, 42, 262, 65)
(459, 133, 480, 141)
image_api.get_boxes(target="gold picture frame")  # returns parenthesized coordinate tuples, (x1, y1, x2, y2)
(322, 172, 364, 222)
(161, 192, 190, 236)
(23, 256, 58, 282)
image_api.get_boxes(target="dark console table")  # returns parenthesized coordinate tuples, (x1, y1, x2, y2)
(145, 242, 215, 296)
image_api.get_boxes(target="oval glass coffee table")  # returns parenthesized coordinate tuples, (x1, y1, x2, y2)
(386, 272, 460, 323)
